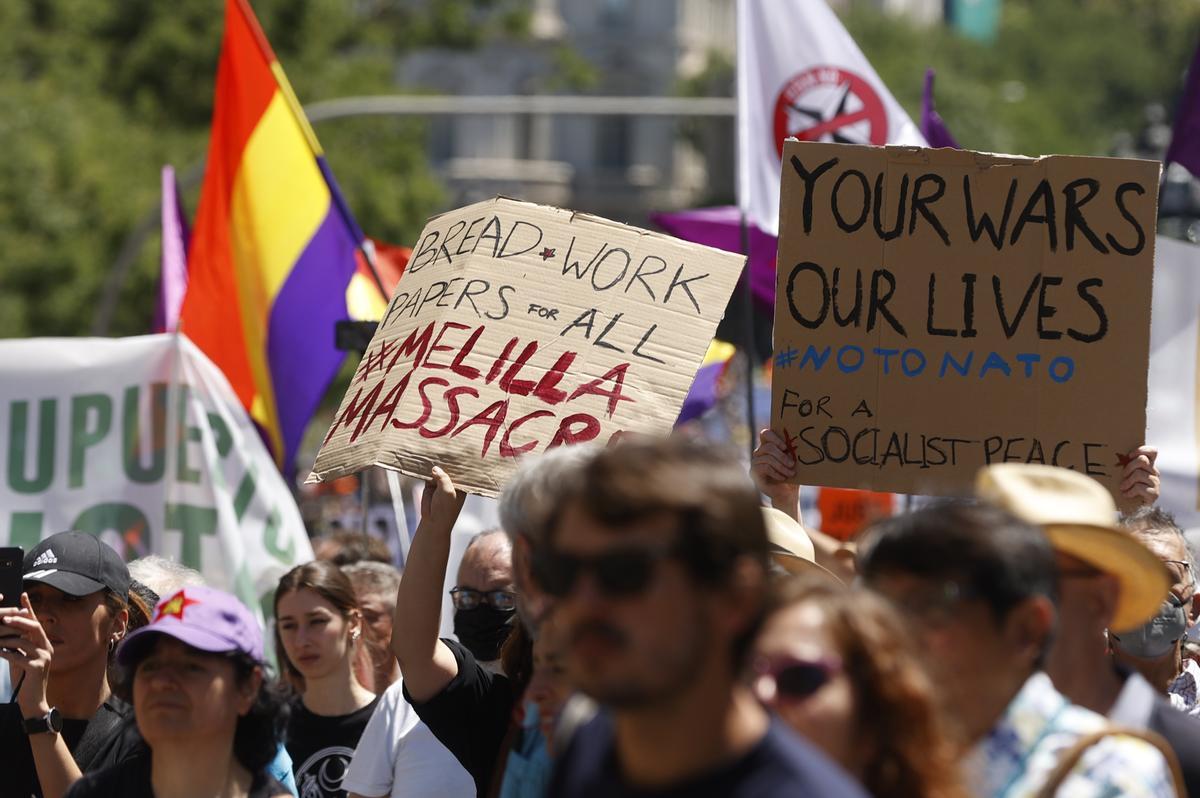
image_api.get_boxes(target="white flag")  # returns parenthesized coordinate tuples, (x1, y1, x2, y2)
(0, 333, 313, 617)
(736, 0, 926, 236)
(1147, 236, 1200, 534)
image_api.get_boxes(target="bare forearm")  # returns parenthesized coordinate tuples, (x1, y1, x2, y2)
(391, 513, 457, 698)
(29, 733, 83, 798)
(392, 513, 452, 661)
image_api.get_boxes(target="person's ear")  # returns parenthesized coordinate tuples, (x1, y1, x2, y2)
(1005, 595, 1055, 668)
(1093, 575, 1121, 629)
(237, 666, 263, 716)
(715, 557, 766, 646)
(108, 606, 130, 644)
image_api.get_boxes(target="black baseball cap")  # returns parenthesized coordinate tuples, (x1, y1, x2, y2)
(23, 531, 130, 598)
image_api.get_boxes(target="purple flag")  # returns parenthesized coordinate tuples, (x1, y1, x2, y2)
(651, 206, 776, 312)
(1166, 41, 1200, 176)
(153, 165, 190, 333)
(921, 68, 960, 150)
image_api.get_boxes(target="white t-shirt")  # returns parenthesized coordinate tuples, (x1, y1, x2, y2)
(343, 678, 476, 798)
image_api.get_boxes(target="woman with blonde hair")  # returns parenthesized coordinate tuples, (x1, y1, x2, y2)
(753, 576, 966, 798)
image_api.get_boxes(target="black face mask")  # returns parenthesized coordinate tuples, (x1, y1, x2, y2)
(454, 605, 516, 662)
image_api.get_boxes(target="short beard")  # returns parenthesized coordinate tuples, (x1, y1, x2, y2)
(575, 602, 711, 709)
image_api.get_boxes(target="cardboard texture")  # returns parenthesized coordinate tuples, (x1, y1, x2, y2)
(772, 141, 1160, 498)
(310, 197, 745, 496)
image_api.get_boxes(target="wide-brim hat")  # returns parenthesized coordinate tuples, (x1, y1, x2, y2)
(976, 464, 1170, 630)
(762, 508, 842, 584)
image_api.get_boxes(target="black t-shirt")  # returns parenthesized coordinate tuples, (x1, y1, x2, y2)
(1, 698, 144, 798)
(65, 753, 289, 798)
(548, 712, 871, 798)
(402, 637, 516, 796)
(284, 695, 380, 798)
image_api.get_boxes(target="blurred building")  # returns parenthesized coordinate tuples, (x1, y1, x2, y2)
(397, 0, 954, 222)
(398, 0, 736, 222)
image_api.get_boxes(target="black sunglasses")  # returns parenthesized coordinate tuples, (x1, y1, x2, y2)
(531, 542, 683, 599)
(753, 655, 842, 701)
(449, 588, 516, 611)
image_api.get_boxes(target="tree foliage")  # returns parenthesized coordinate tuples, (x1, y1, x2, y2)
(1, 0, 1197, 339)
(0, 0, 526, 339)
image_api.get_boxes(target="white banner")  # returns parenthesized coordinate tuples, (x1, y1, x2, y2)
(1148, 236, 1200, 534)
(0, 333, 312, 617)
(736, 0, 925, 236)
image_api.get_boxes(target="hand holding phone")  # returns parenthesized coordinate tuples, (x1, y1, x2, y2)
(0, 547, 21, 609)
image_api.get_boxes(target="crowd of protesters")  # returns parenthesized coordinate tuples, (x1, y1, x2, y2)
(2, 430, 1199, 797)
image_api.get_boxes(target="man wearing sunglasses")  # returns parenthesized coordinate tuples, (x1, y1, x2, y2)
(540, 437, 867, 798)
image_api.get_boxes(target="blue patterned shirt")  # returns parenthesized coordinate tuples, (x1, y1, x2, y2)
(964, 672, 1177, 797)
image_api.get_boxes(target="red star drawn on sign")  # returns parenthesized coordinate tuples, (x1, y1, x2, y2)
(782, 429, 800, 464)
(540, 248, 556, 261)
(155, 589, 201, 623)
(1115, 452, 1135, 469)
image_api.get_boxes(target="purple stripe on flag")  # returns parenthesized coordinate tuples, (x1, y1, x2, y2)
(266, 208, 358, 468)
(677, 360, 726, 424)
(651, 207, 776, 311)
(155, 165, 191, 333)
(921, 68, 960, 150)
(1166, 43, 1200, 176)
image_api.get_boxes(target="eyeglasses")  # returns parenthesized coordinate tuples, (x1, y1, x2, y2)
(1163, 560, 1195, 590)
(449, 588, 516, 611)
(753, 655, 842, 702)
(530, 543, 682, 599)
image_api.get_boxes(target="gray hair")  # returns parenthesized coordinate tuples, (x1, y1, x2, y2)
(499, 444, 599, 545)
(1122, 506, 1197, 593)
(127, 554, 205, 598)
(342, 560, 402, 604)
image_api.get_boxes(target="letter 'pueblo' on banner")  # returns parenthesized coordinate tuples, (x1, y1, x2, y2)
(308, 196, 744, 497)
(772, 141, 1159, 500)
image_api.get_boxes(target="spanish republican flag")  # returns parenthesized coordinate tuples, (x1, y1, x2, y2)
(180, 0, 361, 471)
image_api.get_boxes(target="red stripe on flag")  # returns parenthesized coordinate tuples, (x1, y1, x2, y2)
(179, 0, 282, 410)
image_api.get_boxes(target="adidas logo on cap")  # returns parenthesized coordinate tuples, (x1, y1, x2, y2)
(32, 549, 58, 568)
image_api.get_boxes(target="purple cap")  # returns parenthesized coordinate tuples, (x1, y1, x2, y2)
(118, 585, 264, 666)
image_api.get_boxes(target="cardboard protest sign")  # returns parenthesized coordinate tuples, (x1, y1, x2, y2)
(772, 141, 1159, 498)
(817, 488, 895, 541)
(309, 197, 744, 496)
(0, 334, 312, 617)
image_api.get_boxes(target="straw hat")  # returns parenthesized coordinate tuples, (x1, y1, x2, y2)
(975, 464, 1170, 630)
(761, 507, 842, 584)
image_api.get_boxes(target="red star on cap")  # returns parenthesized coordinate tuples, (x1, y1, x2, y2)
(155, 589, 201, 623)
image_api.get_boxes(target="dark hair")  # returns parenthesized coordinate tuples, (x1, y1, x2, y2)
(546, 436, 769, 665)
(762, 578, 966, 798)
(117, 639, 288, 776)
(314, 530, 392, 567)
(104, 585, 154, 663)
(859, 502, 1058, 622)
(106, 581, 157, 688)
(274, 560, 372, 693)
(499, 620, 534, 696)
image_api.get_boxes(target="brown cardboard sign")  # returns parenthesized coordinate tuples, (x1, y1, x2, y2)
(309, 197, 744, 497)
(772, 142, 1160, 498)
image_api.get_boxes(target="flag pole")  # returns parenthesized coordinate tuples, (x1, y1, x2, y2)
(738, 211, 757, 460)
